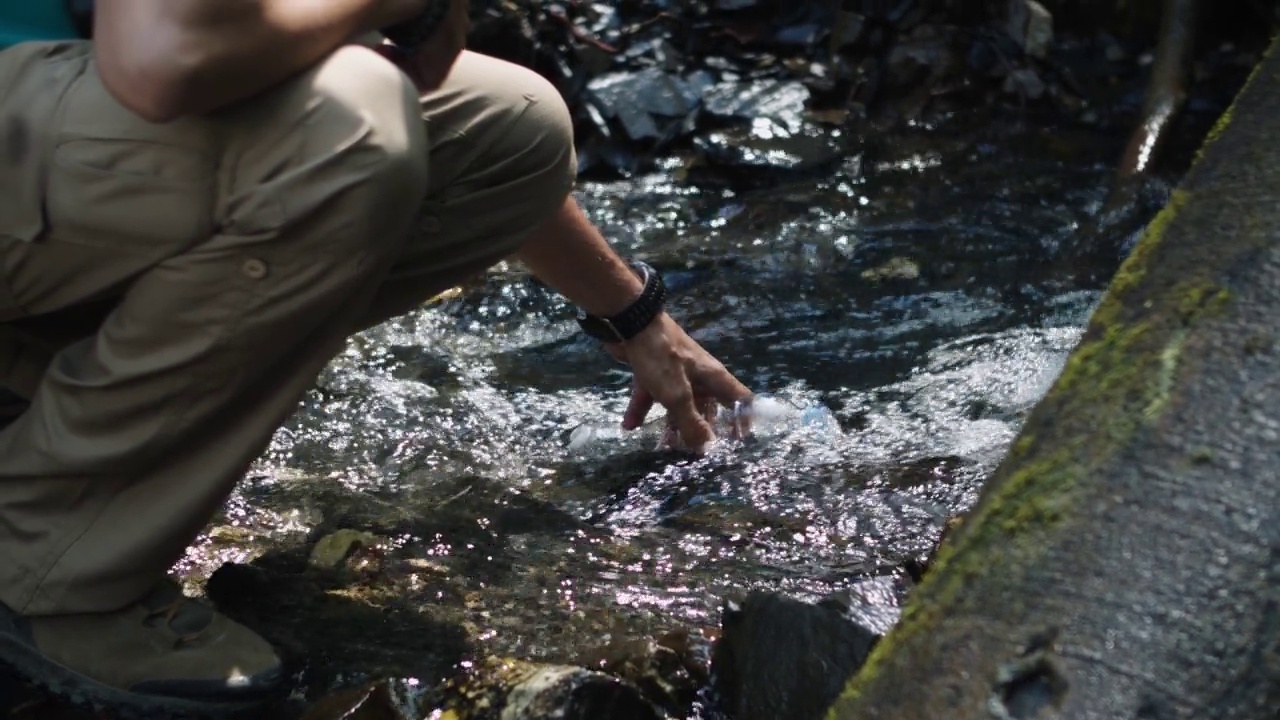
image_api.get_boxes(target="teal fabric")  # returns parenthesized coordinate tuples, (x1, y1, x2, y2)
(0, 0, 77, 50)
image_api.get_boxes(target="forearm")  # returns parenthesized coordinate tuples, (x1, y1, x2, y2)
(94, 0, 426, 121)
(516, 198, 644, 317)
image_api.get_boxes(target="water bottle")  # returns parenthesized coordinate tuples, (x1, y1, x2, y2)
(566, 395, 838, 452)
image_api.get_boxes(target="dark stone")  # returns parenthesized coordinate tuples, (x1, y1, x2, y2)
(711, 591, 887, 720)
(441, 658, 665, 720)
(578, 629, 715, 718)
(585, 69, 702, 142)
(300, 681, 416, 720)
(692, 121, 845, 177)
(701, 79, 811, 125)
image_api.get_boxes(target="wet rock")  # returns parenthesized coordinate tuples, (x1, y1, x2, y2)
(301, 680, 417, 720)
(585, 68, 701, 142)
(830, 11, 867, 50)
(861, 256, 921, 283)
(1004, 0, 1054, 59)
(692, 121, 845, 178)
(702, 79, 811, 126)
(711, 591, 886, 720)
(578, 629, 715, 717)
(441, 657, 664, 720)
(309, 528, 384, 569)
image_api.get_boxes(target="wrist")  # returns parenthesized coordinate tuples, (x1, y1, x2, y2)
(577, 261, 667, 344)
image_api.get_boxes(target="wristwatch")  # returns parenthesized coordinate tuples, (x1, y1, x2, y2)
(381, 0, 451, 53)
(577, 261, 667, 343)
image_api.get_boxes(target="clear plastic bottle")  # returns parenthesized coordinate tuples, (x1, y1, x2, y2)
(567, 395, 838, 452)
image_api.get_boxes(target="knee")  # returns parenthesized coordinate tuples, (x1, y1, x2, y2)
(456, 55, 577, 193)
(502, 66, 576, 182)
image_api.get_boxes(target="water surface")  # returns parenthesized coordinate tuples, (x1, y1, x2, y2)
(178, 120, 1163, 688)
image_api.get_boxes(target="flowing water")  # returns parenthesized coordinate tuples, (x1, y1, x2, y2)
(174, 119, 1174, 699)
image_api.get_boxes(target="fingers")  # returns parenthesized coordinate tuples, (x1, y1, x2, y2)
(697, 361, 753, 408)
(665, 387, 715, 452)
(622, 384, 655, 430)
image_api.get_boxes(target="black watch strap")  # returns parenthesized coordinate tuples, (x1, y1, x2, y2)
(577, 261, 667, 343)
(381, 0, 451, 52)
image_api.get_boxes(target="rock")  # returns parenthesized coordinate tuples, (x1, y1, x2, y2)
(300, 681, 415, 720)
(309, 529, 383, 569)
(861, 257, 921, 283)
(585, 69, 701, 142)
(712, 591, 886, 720)
(577, 629, 714, 717)
(702, 79, 811, 127)
(1004, 0, 1054, 59)
(1003, 67, 1046, 99)
(831, 11, 867, 50)
(440, 658, 664, 720)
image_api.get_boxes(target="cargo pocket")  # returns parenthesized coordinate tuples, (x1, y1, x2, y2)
(45, 138, 216, 252)
(43, 59, 217, 253)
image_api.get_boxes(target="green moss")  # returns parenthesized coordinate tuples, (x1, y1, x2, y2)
(1107, 189, 1189, 299)
(829, 442, 1081, 717)
(1176, 284, 1231, 324)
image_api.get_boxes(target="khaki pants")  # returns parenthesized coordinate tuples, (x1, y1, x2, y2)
(0, 42, 575, 615)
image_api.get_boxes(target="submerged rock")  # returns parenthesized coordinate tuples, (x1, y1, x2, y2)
(693, 122, 846, 178)
(309, 528, 384, 569)
(711, 591, 887, 720)
(861, 256, 922, 283)
(578, 629, 715, 718)
(301, 681, 418, 720)
(440, 657, 664, 720)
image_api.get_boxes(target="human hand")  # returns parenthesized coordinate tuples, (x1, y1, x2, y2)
(608, 313, 752, 453)
(375, 0, 469, 92)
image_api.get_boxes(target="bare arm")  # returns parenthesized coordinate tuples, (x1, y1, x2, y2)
(93, 0, 428, 122)
(515, 200, 645, 318)
(518, 199, 751, 450)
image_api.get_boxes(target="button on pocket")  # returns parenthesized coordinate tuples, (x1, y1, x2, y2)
(241, 258, 268, 280)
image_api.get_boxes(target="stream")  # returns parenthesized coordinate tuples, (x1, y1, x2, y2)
(169, 117, 1182, 714)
